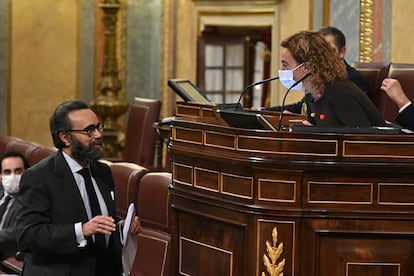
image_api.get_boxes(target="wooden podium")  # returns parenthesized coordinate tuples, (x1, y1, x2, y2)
(169, 103, 414, 276)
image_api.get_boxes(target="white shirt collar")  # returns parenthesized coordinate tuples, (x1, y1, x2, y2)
(62, 151, 85, 173)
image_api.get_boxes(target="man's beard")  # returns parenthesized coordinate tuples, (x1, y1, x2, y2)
(69, 135, 103, 163)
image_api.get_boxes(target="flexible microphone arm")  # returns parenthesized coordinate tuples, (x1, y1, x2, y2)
(277, 73, 312, 131)
(235, 76, 280, 110)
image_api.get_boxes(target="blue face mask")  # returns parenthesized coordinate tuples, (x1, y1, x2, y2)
(278, 63, 305, 90)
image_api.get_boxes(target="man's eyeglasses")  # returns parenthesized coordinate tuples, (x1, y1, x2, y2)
(67, 123, 104, 137)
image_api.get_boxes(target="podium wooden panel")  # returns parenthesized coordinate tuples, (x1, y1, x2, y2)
(168, 103, 414, 276)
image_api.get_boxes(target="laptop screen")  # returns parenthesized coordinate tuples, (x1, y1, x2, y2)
(167, 79, 211, 104)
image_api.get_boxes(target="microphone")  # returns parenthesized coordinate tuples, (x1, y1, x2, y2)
(235, 76, 280, 110)
(277, 73, 311, 130)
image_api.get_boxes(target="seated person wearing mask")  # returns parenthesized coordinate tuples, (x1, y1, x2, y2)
(278, 30, 385, 128)
(381, 78, 414, 131)
(0, 151, 29, 261)
(266, 26, 368, 114)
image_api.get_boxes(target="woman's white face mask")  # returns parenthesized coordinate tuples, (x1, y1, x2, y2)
(2, 174, 21, 194)
(278, 63, 305, 90)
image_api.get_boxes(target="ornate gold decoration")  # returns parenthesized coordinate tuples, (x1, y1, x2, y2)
(158, 0, 173, 168)
(116, 0, 127, 101)
(359, 0, 374, 62)
(192, 0, 281, 4)
(161, 0, 170, 119)
(262, 227, 285, 276)
(91, 0, 128, 157)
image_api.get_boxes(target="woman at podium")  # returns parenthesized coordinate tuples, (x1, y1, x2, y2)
(279, 30, 385, 128)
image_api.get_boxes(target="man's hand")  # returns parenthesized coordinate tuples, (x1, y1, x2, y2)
(120, 216, 142, 236)
(381, 78, 411, 109)
(82, 215, 116, 236)
(129, 216, 142, 235)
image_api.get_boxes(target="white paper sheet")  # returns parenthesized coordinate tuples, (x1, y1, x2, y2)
(122, 203, 137, 275)
(122, 203, 135, 246)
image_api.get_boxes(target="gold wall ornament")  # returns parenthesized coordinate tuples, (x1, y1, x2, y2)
(91, 0, 128, 158)
(262, 227, 285, 276)
(359, 0, 374, 62)
(192, 0, 281, 4)
(161, 0, 172, 118)
(116, 0, 127, 102)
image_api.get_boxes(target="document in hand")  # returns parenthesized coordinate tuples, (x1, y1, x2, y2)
(122, 203, 137, 275)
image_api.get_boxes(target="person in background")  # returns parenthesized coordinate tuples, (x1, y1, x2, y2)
(278, 30, 385, 128)
(319, 26, 368, 92)
(15, 100, 140, 276)
(0, 151, 29, 261)
(266, 26, 368, 113)
(381, 78, 414, 131)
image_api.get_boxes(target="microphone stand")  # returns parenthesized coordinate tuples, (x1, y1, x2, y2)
(277, 73, 311, 131)
(234, 76, 280, 111)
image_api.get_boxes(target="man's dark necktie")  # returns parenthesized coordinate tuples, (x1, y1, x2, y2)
(78, 168, 106, 250)
(0, 195, 11, 222)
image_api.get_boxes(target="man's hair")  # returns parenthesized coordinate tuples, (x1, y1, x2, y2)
(0, 151, 30, 172)
(319, 26, 346, 52)
(281, 30, 347, 91)
(49, 100, 90, 149)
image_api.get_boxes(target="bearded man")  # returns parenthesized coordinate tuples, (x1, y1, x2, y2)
(16, 100, 139, 276)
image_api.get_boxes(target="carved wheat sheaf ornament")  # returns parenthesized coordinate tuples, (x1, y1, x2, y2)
(261, 227, 285, 276)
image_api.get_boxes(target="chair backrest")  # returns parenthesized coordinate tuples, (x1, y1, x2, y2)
(131, 171, 172, 276)
(137, 172, 171, 233)
(28, 146, 56, 165)
(1, 136, 55, 166)
(109, 162, 148, 218)
(386, 63, 414, 122)
(352, 62, 390, 93)
(123, 97, 162, 170)
(352, 61, 391, 118)
(0, 136, 15, 154)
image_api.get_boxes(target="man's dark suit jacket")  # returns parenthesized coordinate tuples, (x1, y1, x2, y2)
(15, 150, 122, 276)
(0, 192, 18, 243)
(0, 192, 19, 259)
(397, 104, 414, 131)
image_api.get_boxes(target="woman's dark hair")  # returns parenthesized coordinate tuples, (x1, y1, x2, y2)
(49, 100, 90, 149)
